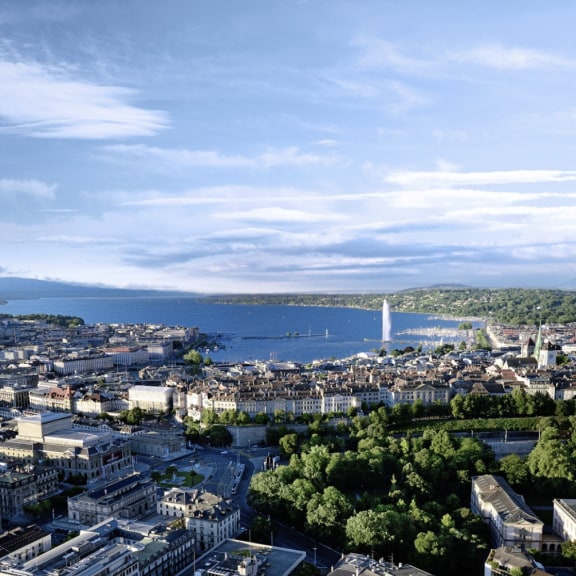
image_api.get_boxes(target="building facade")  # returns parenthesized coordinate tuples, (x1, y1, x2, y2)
(68, 473, 156, 525)
(157, 488, 240, 551)
(471, 474, 544, 550)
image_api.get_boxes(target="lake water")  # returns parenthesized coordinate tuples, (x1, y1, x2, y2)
(0, 297, 478, 364)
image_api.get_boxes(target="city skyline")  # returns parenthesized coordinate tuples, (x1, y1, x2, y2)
(2, 1, 576, 294)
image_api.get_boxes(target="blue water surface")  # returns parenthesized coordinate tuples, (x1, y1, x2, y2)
(0, 297, 475, 364)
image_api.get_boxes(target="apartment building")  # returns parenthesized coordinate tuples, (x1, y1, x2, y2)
(0, 518, 195, 576)
(0, 525, 52, 564)
(0, 467, 59, 521)
(158, 488, 240, 551)
(328, 552, 434, 576)
(75, 391, 124, 416)
(28, 385, 75, 412)
(68, 473, 156, 525)
(53, 353, 114, 375)
(104, 346, 149, 367)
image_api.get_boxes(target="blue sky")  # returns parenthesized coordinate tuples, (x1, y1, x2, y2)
(2, 0, 576, 294)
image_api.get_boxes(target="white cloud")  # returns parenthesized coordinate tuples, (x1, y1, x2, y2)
(434, 158, 461, 172)
(0, 178, 56, 198)
(353, 37, 430, 72)
(215, 207, 344, 224)
(112, 186, 321, 207)
(451, 43, 574, 70)
(101, 144, 336, 169)
(432, 129, 469, 143)
(313, 139, 341, 148)
(0, 61, 168, 139)
(385, 169, 576, 187)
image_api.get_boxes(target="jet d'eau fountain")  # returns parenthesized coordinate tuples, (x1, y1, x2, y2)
(382, 299, 392, 342)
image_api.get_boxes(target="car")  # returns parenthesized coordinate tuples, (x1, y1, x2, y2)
(220, 450, 228, 455)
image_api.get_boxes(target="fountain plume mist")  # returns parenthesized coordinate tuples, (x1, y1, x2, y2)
(382, 299, 392, 342)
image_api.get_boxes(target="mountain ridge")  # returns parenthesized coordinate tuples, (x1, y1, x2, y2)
(0, 277, 197, 300)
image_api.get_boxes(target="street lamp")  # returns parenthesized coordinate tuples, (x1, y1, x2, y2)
(313, 546, 317, 566)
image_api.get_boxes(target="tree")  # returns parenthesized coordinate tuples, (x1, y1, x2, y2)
(301, 445, 330, 490)
(120, 406, 145, 425)
(284, 478, 317, 523)
(346, 509, 415, 559)
(249, 471, 286, 514)
(561, 540, 576, 562)
(411, 399, 425, 420)
(200, 409, 219, 425)
(183, 349, 204, 366)
(250, 515, 272, 544)
(253, 412, 269, 425)
(237, 411, 252, 425)
(306, 486, 352, 542)
(527, 426, 575, 483)
(346, 509, 387, 553)
(450, 394, 465, 419)
(279, 433, 300, 458)
(499, 454, 529, 488)
(201, 424, 232, 447)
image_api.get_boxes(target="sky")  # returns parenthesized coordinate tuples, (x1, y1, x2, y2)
(2, 0, 576, 294)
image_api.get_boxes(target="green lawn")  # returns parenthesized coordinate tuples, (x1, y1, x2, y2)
(157, 469, 204, 488)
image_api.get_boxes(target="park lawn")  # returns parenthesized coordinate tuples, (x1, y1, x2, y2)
(159, 470, 204, 488)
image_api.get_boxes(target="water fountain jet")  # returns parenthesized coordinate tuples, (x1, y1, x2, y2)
(382, 299, 392, 342)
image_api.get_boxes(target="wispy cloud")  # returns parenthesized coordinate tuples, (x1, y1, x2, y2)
(101, 144, 337, 170)
(385, 169, 576, 187)
(215, 207, 344, 224)
(0, 178, 56, 198)
(451, 43, 575, 70)
(0, 61, 169, 139)
(353, 37, 430, 72)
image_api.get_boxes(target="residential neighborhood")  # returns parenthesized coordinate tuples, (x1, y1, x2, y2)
(1, 315, 576, 575)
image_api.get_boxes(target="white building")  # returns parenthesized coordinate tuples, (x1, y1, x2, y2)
(128, 385, 173, 414)
(53, 354, 114, 375)
(553, 498, 576, 544)
(105, 347, 149, 367)
(471, 475, 543, 550)
(158, 488, 240, 551)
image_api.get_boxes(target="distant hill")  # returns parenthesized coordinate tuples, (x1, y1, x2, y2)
(0, 277, 195, 300)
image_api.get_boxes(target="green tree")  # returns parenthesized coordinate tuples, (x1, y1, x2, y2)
(279, 433, 300, 458)
(499, 454, 529, 488)
(248, 471, 286, 514)
(238, 411, 252, 425)
(183, 349, 204, 366)
(253, 412, 269, 425)
(200, 409, 219, 425)
(284, 478, 317, 523)
(450, 394, 465, 419)
(527, 426, 575, 482)
(301, 445, 330, 490)
(305, 486, 352, 542)
(201, 424, 232, 447)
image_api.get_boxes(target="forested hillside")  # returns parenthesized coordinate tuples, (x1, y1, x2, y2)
(201, 288, 576, 324)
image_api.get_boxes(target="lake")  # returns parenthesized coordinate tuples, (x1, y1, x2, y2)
(0, 297, 478, 364)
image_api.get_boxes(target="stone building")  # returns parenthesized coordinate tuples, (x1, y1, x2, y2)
(0, 525, 52, 564)
(0, 412, 133, 484)
(471, 474, 543, 550)
(158, 488, 240, 551)
(0, 466, 59, 521)
(68, 473, 156, 525)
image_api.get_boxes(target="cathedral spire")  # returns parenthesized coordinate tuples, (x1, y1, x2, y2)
(534, 321, 543, 362)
